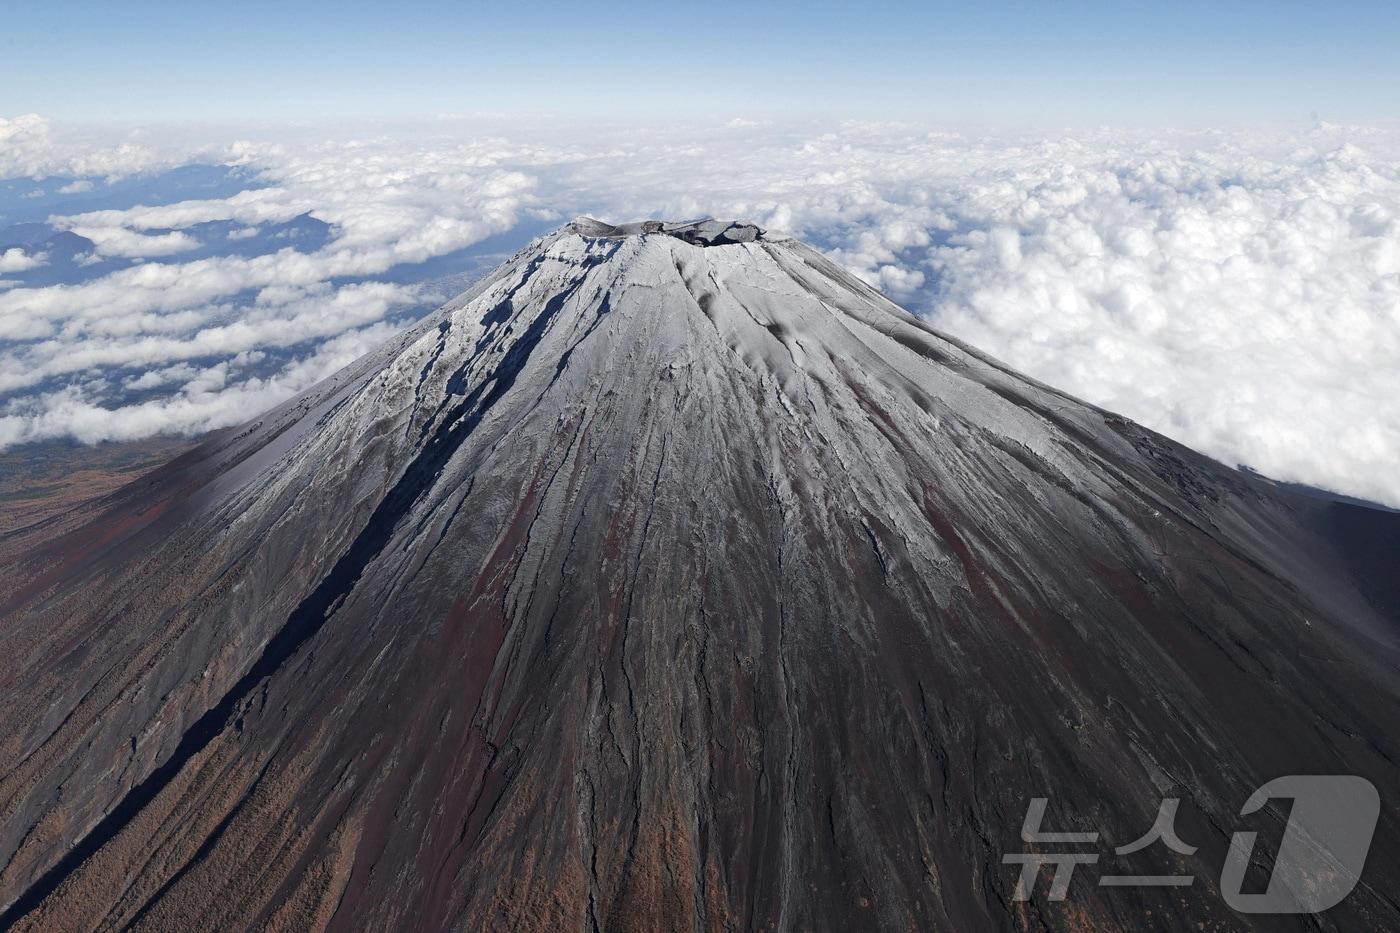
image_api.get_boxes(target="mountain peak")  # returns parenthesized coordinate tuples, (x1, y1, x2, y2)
(567, 215, 768, 246)
(3, 212, 1399, 930)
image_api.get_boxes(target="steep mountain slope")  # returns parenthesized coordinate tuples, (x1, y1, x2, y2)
(1, 218, 1398, 931)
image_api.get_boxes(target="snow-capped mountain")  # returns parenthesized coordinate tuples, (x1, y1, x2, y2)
(1, 219, 1397, 930)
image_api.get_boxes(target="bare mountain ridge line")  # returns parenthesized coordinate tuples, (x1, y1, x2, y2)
(0, 219, 1397, 930)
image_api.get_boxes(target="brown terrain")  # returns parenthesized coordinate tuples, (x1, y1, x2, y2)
(0, 438, 196, 541)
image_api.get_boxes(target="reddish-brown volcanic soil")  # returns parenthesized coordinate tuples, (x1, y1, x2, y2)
(0, 438, 196, 536)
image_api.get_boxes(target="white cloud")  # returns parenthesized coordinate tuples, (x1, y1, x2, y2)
(0, 280, 418, 393)
(0, 113, 169, 179)
(0, 248, 46, 273)
(0, 127, 539, 451)
(915, 142, 1400, 507)
(0, 323, 400, 447)
(2, 115, 1399, 507)
(64, 226, 200, 258)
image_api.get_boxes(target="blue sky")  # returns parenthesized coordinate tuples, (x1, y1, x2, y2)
(3, 0, 1399, 125)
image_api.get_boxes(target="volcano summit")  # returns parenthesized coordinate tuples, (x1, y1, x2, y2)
(1, 219, 1398, 931)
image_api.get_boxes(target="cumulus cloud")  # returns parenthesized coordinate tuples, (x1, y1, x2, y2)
(62, 225, 200, 258)
(0, 124, 542, 456)
(917, 143, 1400, 506)
(0, 113, 174, 179)
(2, 115, 1399, 508)
(0, 322, 401, 447)
(0, 248, 46, 273)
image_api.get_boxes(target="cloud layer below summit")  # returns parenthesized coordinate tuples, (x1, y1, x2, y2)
(2, 114, 1399, 506)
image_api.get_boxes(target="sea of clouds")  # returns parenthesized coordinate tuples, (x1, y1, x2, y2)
(2, 113, 1398, 505)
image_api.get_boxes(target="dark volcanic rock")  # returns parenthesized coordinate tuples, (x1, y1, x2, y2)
(1, 219, 1398, 931)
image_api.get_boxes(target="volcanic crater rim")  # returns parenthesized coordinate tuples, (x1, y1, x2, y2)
(567, 216, 768, 247)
